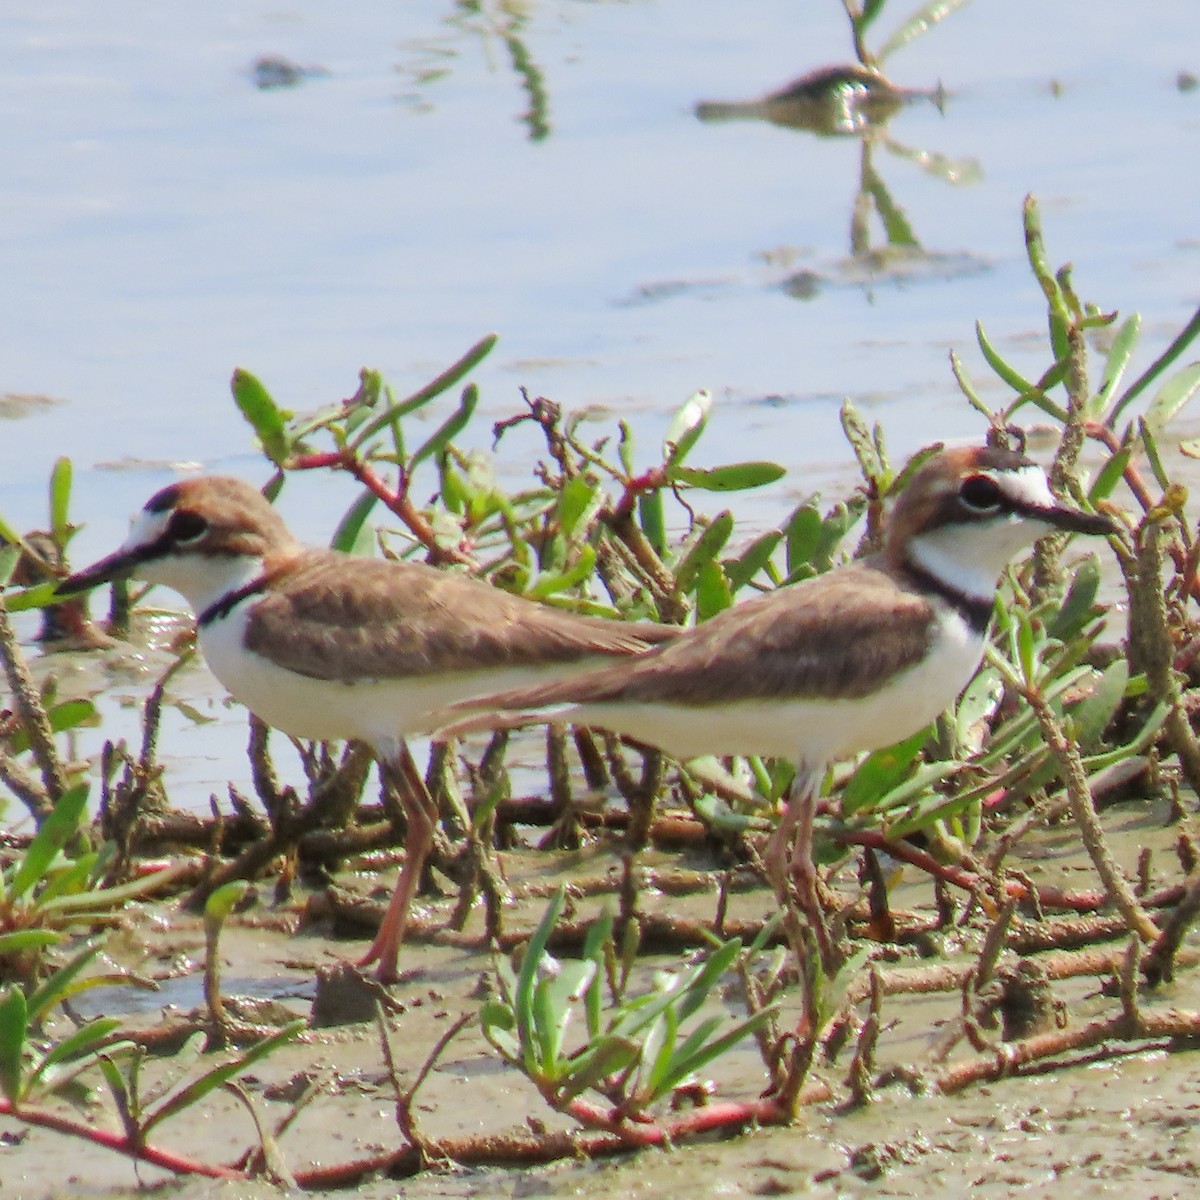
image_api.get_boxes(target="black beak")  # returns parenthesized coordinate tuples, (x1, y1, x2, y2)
(56, 545, 154, 597)
(1036, 500, 1115, 537)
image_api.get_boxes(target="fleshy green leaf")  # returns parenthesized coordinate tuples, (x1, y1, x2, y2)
(785, 501, 821, 577)
(351, 334, 497, 449)
(976, 320, 1033, 397)
(877, 0, 972, 61)
(34, 852, 99, 904)
(141, 1022, 304, 1134)
(516, 887, 566, 1075)
(481, 1000, 520, 1061)
(641, 1007, 677, 1098)
(853, 759, 964, 830)
(1045, 555, 1102, 642)
(40, 858, 194, 917)
(330, 489, 379, 554)
(676, 938, 742, 1023)
(0, 546, 19, 588)
(669, 462, 786, 493)
(7, 784, 88, 901)
(537, 959, 597, 1074)
(1015, 609, 1037, 683)
(637, 490, 667, 557)
(557, 1035, 639, 1103)
(651, 1008, 777, 1101)
(1143, 361, 1200, 437)
(840, 726, 931, 816)
(674, 512, 734, 593)
(1093, 313, 1141, 418)
(1139, 419, 1171, 492)
(204, 880, 251, 930)
(691, 791, 768, 834)
(0, 988, 27, 1103)
(27, 1017, 122, 1095)
(3, 582, 61, 613)
(618, 421, 636, 477)
(1089, 439, 1134, 503)
(1110, 303, 1200, 428)
(27, 940, 106, 1026)
(7, 699, 98, 756)
(409, 384, 479, 470)
(694, 558, 733, 620)
(1070, 659, 1128, 750)
(883, 780, 982, 840)
(663, 390, 712, 465)
(582, 910, 613, 1039)
(558, 476, 601, 539)
(527, 545, 598, 601)
(231, 370, 291, 465)
(49, 458, 72, 547)
(724, 529, 782, 593)
(858, 0, 888, 32)
(0, 930, 61, 960)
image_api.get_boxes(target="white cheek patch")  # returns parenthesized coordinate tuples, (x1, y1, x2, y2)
(121, 507, 172, 554)
(1001, 465, 1056, 510)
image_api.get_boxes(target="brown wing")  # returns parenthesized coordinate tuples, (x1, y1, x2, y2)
(454, 559, 940, 711)
(243, 550, 678, 682)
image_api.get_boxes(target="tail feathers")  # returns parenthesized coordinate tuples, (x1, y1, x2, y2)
(434, 701, 579, 743)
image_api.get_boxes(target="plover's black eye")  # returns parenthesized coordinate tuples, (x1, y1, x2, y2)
(168, 510, 208, 544)
(959, 474, 1004, 512)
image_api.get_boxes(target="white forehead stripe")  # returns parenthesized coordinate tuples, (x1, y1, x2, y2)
(121, 506, 172, 553)
(996, 464, 1056, 509)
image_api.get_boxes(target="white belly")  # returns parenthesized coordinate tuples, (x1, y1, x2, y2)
(199, 602, 619, 747)
(561, 610, 984, 764)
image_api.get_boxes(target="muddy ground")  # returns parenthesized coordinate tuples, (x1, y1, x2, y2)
(6, 795, 1200, 1200)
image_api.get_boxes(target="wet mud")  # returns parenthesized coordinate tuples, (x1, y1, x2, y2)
(7, 794, 1200, 1200)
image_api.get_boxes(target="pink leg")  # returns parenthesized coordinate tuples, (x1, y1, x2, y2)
(789, 763, 822, 918)
(763, 762, 821, 904)
(764, 761, 835, 971)
(357, 743, 438, 984)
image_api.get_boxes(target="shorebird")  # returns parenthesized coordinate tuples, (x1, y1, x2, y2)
(59, 476, 679, 982)
(440, 446, 1114, 956)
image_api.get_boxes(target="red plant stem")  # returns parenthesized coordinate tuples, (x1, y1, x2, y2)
(0, 1098, 243, 1179)
(833, 828, 1108, 913)
(611, 466, 668, 521)
(291, 1082, 833, 1188)
(564, 1095, 791, 1144)
(935, 1005, 1200, 1095)
(287, 448, 473, 567)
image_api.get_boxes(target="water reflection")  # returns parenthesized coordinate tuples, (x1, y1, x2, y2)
(696, 62, 983, 290)
(398, 0, 550, 141)
(695, 64, 918, 138)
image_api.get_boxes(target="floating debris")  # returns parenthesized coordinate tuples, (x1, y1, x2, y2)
(251, 54, 330, 91)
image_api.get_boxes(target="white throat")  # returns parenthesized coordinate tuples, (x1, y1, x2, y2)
(119, 507, 266, 616)
(137, 552, 266, 619)
(906, 506, 1054, 602)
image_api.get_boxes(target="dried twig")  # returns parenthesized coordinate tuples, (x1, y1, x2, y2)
(0, 598, 62, 819)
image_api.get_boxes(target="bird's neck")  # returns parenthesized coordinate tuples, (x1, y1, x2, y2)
(138, 552, 270, 619)
(896, 528, 1005, 633)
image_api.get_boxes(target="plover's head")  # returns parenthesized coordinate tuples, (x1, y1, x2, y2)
(887, 445, 1113, 595)
(58, 476, 298, 612)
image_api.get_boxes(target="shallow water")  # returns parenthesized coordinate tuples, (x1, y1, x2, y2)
(2, 0, 1199, 531)
(4, 0, 1200, 810)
